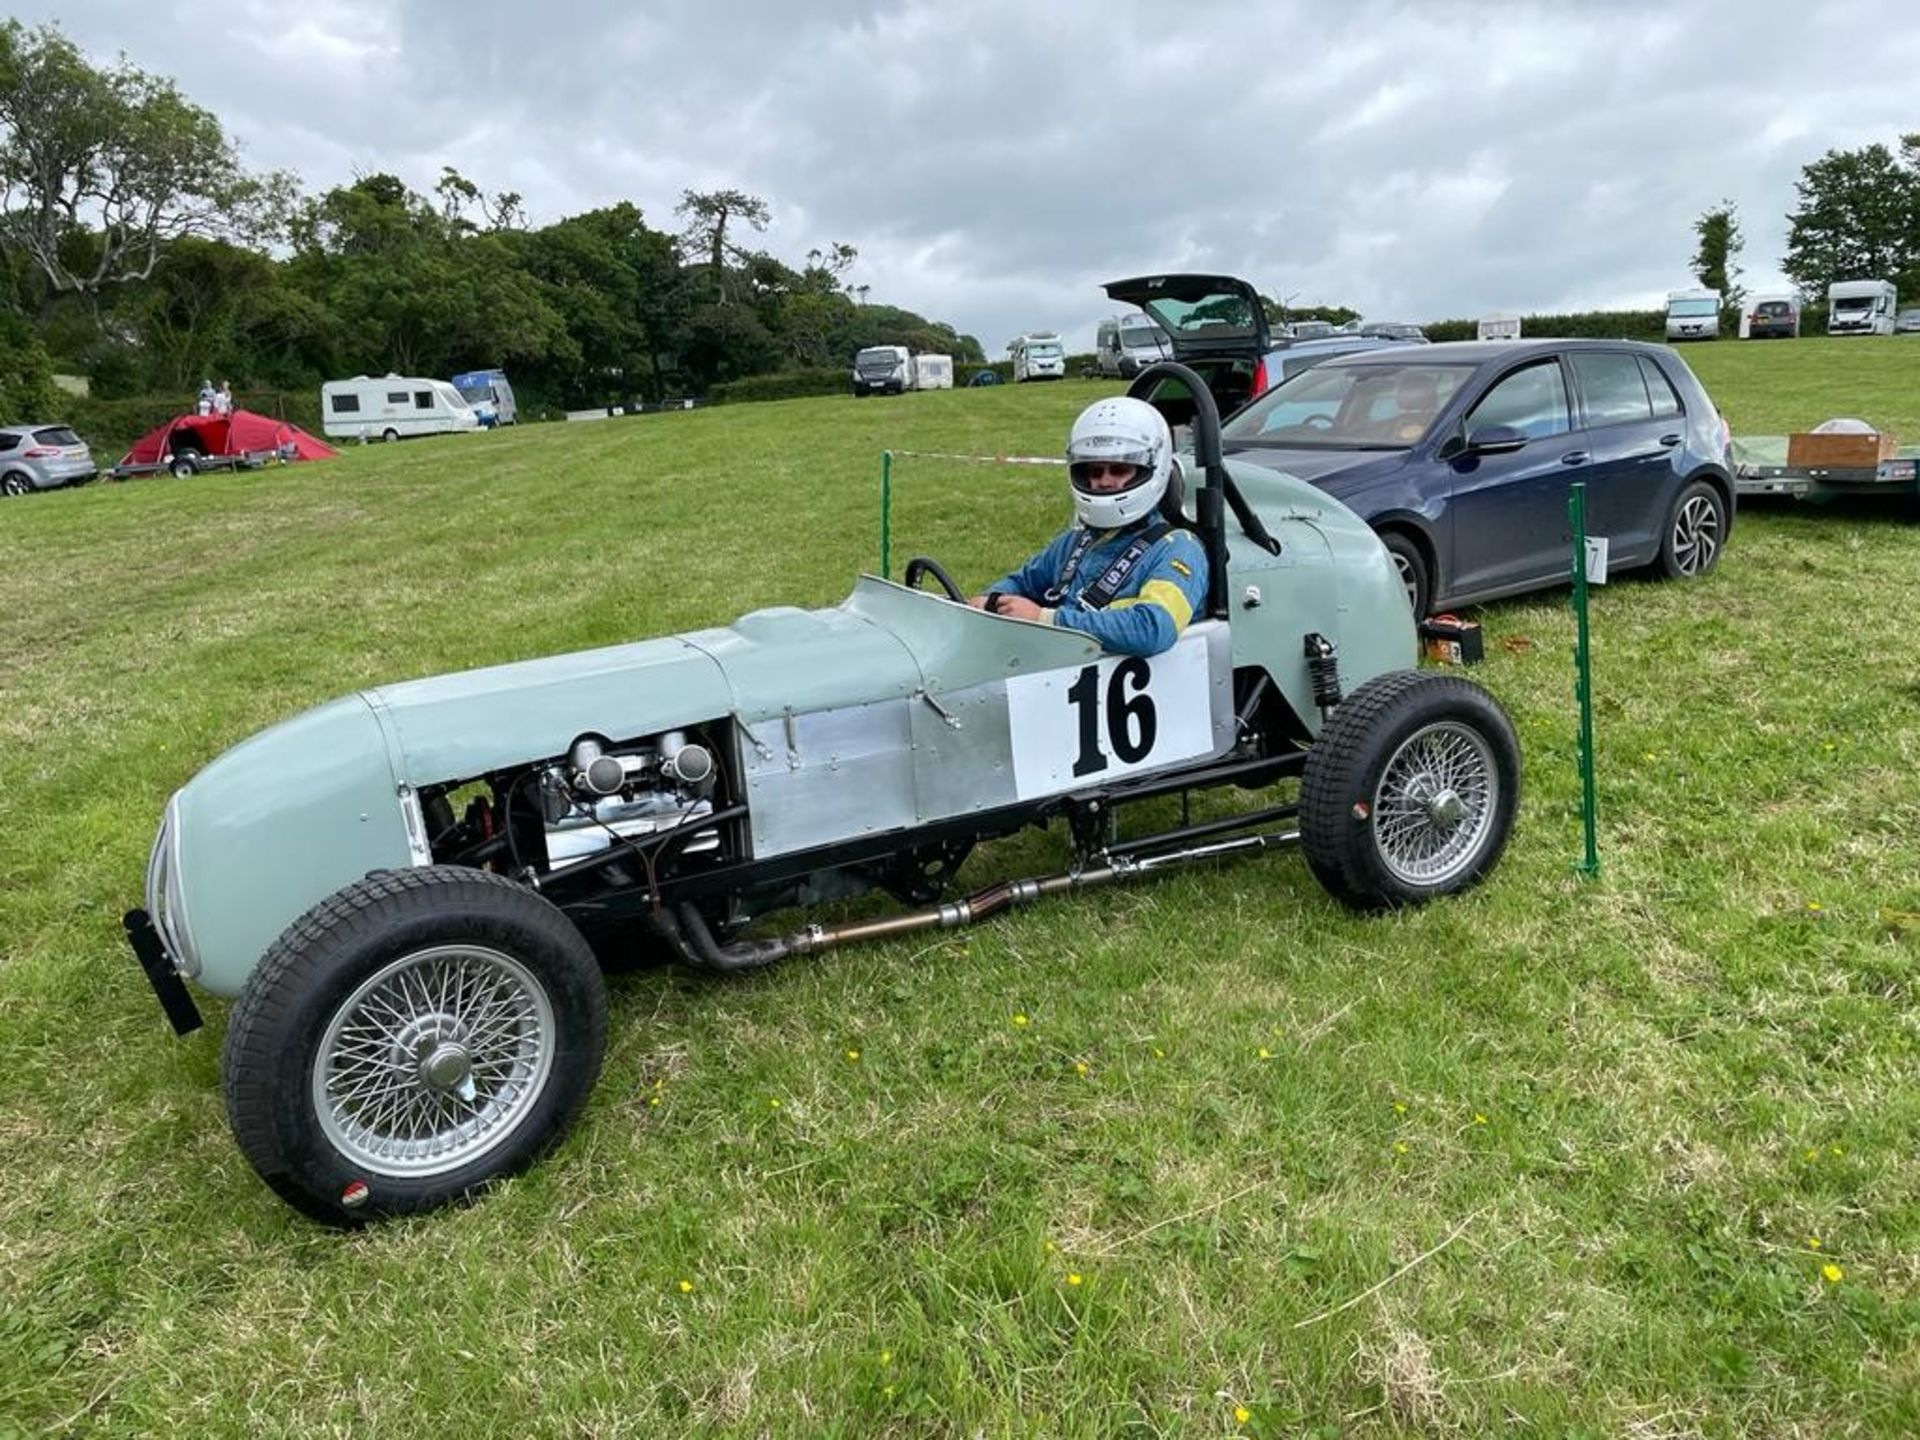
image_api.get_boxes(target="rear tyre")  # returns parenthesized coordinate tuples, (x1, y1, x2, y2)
(169, 456, 197, 479)
(1300, 670, 1520, 910)
(1379, 530, 1431, 619)
(1658, 479, 1725, 580)
(223, 866, 608, 1225)
(1, 471, 31, 496)
(382, 427, 401, 443)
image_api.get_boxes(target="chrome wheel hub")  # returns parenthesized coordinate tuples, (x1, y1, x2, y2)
(1672, 495, 1720, 574)
(313, 944, 554, 1178)
(1372, 721, 1499, 886)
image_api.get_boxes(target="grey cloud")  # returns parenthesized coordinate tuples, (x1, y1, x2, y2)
(14, 0, 1920, 354)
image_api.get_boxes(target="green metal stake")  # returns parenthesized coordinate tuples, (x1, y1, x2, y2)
(879, 449, 892, 580)
(1568, 480, 1600, 876)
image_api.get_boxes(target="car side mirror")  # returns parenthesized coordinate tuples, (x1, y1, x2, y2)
(1465, 424, 1527, 455)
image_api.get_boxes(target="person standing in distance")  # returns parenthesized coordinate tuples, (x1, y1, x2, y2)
(970, 397, 1208, 657)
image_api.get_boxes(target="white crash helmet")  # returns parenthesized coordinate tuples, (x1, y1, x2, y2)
(1066, 396, 1173, 529)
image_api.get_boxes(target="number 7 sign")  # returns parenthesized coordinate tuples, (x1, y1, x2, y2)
(1005, 631, 1215, 799)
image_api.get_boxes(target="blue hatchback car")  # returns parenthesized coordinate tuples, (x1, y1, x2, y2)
(1217, 340, 1735, 617)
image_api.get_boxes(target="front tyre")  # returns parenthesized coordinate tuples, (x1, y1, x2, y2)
(1300, 671, 1520, 910)
(222, 866, 608, 1225)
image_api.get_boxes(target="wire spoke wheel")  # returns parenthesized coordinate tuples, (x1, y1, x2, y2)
(1670, 493, 1721, 574)
(1371, 720, 1499, 887)
(313, 943, 556, 1178)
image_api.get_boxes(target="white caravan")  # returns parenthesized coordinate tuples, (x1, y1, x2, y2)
(321, 375, 480, 442)
(1009, 332, 1067, 381)
(1665, 288, 1723, 341)
(909, 354, 954, 390)
(1827, 279, 1897, 336)
(1476, 312, 1522, 341)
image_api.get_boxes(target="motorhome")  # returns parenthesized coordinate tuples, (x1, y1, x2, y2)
(1665, 288, 1723, 341)
(320, 375, 481, 442)
(851, 345, 911, 396)
(909, 354, 954, 390)
(450, 369, 518, 425)
(1095, 315, 1171, 377)
(1476, 312, 1522, 342)
(1009, 332, 1067, 382)
(1827, 279, 1897, 336)
(1740, 293, 1800, 340)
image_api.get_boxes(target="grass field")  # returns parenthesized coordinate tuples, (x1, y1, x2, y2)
(2, 338, 1918, 1438)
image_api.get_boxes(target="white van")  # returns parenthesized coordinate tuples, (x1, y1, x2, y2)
(1009, 332, 1067, 382)
(909, 354, 953, 390)
(1476, 312, 1523, 342)
(1665, 288, 1723, 341)
(322, 375, 481, 442)
(1095, 315, 1171, 377)
(1827, 279, 1897, 335)
(450, 369, 518, 425)
(852, 345, 910, 396)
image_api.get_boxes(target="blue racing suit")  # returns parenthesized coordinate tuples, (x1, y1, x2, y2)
(986, 521, 1210, 656)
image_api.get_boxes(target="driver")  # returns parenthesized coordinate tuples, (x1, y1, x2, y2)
(968, 397, 1209, 657)
(1379, 369, 1442, 442)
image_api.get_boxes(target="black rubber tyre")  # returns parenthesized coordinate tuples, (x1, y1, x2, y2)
(2, 471, 33, 497)
(1378, 530, 1430, 619)
(223, 866, 608, 1225)
(169, 456, 197, 479)
(1657, 478, 1726, 580)
(1299, 670, 1520, 910)
(382, 427, 401, 443)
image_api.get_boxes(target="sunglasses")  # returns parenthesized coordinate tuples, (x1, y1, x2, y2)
(1074, 462, 1139, 480)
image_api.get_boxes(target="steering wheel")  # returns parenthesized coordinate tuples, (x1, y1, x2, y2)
(901, 556, 967, 603)
(1302, 414, 1336, 431)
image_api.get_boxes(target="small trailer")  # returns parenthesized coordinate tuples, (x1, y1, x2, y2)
(111, 448, 286, 481)
(1731, 434, 1919, 501)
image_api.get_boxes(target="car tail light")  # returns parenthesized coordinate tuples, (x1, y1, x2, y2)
(1250, 357, 1269, 398)
(23, 445, 61, 458)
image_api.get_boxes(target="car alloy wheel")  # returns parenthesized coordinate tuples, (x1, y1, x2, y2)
(1, 472, 31, 496)
(1669, 492, 1721, 575)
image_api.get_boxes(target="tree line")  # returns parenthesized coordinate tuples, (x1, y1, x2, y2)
(0, 20, 982, 419)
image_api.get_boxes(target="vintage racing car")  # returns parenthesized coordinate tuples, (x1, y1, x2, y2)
(125, 365, 1522, 1224)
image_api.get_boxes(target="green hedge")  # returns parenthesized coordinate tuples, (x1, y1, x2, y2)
(63, 389, 326, 461)
(1424, 310, 1667, 343)
(709, 368, 849, 404)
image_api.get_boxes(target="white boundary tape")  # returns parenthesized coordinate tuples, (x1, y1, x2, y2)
(885, 449, 1066, 467)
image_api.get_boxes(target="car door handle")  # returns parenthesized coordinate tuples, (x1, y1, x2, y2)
(1560, 451, 1590, 466)
(1657, 433, 1682, 447)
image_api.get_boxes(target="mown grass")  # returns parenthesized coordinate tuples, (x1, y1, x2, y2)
(2, 340, 1918, 1438)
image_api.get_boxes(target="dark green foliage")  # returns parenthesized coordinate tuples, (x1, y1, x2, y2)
(709, 367, 853, 404)
(1692, 202, 1745, 307)
(1423, 310, 1666, 342)
(0, 308, 61, 418)
(1782, 135, 1920, 301)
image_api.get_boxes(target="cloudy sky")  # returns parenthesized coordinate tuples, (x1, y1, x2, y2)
(21, 0, 1920, 353)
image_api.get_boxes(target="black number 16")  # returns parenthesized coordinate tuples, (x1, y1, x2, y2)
(1066, 657, 1159, 777)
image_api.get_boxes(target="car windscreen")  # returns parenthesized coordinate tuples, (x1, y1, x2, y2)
(454, 382, 493, 402)
(1222, 360, 1477, 450)
(1120, 325, 1166, 350)
(1030, 344, 1063, 358)
(1668, 299, 1719, 318)
(1754, 302, 1792, 317)
(33, 426, 82, 447)
(1138, 293, 1259, 342)
(1832, 296, 1872, 310)
(856, 348, 901, 364)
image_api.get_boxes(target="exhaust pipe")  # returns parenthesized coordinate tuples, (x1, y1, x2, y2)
(664, 828, 1299, 972)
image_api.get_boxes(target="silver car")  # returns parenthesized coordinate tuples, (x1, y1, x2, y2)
(0, 424, 97, 495)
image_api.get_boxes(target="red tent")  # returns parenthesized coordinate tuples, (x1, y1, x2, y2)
(118, 410, 337, 468)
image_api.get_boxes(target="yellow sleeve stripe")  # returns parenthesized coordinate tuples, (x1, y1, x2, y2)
(1108, 578, 1195, 632)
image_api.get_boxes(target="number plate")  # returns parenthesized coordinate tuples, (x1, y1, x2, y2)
(1005, 632, 1213, 799)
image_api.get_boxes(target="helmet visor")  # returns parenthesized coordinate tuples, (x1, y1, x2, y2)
(1069, 454, 1154, 494)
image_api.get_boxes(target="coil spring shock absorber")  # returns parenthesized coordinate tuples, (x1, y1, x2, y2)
(1304, 632, 1342, 717)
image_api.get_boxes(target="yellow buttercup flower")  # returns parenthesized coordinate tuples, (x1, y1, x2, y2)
(1822, 1263, 1843, 1284)
(678, 1279, 693, 1293)
(1066, 1273, 1083, 1287)
(1012, 1013, 1030, 1028)
(1235, 1406, 1251, 1424)
(846, 1048, 861, 1062)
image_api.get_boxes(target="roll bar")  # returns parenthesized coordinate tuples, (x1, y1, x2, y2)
(1125, 361, 1281, 621)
